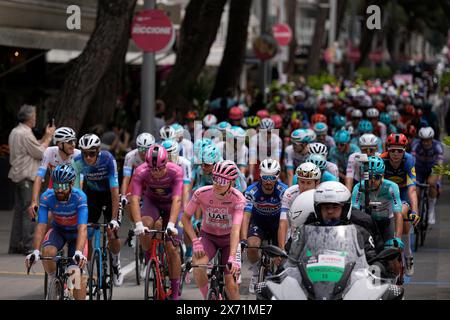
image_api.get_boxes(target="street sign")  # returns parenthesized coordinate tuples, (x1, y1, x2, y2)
(272, 23, 292, 46)
(131, 9, 174, 52)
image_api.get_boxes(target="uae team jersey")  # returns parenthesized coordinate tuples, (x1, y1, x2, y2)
(73, 151, 119, 192)
(38, 188, 88, 231)
(185, 186, 246, 236)
(36, 146, 81, 187)
(131, 161, 183, 202)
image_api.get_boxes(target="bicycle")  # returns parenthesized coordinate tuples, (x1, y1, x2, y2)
(87, 206, 116, 300)
(178, 220, 201, 295)
(27, 254, 81, 300)
(125, 228, 145, 285)
(143, 229, 183, 300)
(188, 248, 233, 300)
(414, 181, 430, 251)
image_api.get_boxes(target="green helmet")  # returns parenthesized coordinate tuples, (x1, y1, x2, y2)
(334, 130, 351, 144)
(368, 156, 385, 174)
(379, 112, 391, 126)
(246, 116, 261, 128)
(358, 120, 374, 133)
(201, 145, 223, 165)
(306, 154, 327, 171)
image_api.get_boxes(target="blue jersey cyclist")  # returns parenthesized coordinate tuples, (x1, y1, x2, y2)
(351, 156, 404, 248)
(411, 127, 443, 225)
(380, 133, 419, 276)
(329, 129, 361, 182)
(25, 165, 88, 300)
(72, 134, 123, 286)
(241, 159, 287, 294)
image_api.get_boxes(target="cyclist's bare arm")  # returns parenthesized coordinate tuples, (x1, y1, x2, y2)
(111, 187, 120, 221)
(169, 195, 182, 225)
(278, 219, 288, 250)
(29, 176, 43, 218)
(120, 176, 131, 198)
(33, 223, 47, 252)
(182, 185, 190, 212)
(75, 224, 88, 253)
(240, 212, 251, 240)
(345, 177, 354, 193)
(230, 223, 241, 260)
(130, 195, 142, 223)
(394, 212, 403, 238)
(182, 212, 196, 241)
(408, 185, 419, 213)
(287, 170, 294, 187)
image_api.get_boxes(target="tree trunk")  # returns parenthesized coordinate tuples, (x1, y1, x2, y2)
(335, 0, 348, 40)
(210, 0, 252, 101)
(286, 0, 297, 77)
(161, 0, 227, 119)
(306, 0, 329, 76)
(52, 0, 137, 132)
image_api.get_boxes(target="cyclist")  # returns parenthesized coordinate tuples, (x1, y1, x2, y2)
(248, 118, 283, 183)
(192, 143, 222, 191)
(229, 106, 244, 127)
(345, 133, 380, 191)
(366, 107, 387, 142)
(284, 128, 314, 187)
(216, 126, 248, 175)
(72, 134, 123, 286)
(246, 116, 261, 130)
(129, 144, 183, 300)
(305, 154, 338, 183)
(346, 108, 363, 138)
(120, 133, 155, 209)
(278, 162, 321, 251)
(25, 165, 88, 300)
(351, 120, 383, 153)
(241, 159, 287, 293)
(159, 125, 177, 142)
(411, 127, 443, 225)
(181, 160, 246, 300)
(313, 122, 335, 151)
(329, 129, 361, 182)
(308, 142, 339, 176)
(332, 114, 347, 134)
(380, 133, 419, 276)
(380, 112, 397, 135)
(29, 127, 80, 220)
(203, 114, 218, 129)
(171, 123, 194, 160)
(351, 156, 404, 248)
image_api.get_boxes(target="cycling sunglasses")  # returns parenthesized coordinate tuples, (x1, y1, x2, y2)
(82, 150, 98, 158)
(369, 174, 383, 180)
(212, 175, 232, 186)
(53, 182, 71, 191)
(361, 147, 375, 153)
(261, 175, 277, 182)
(138, 147, 149, 153)
(64, 139, 76, 146)
(388, 148, 405, 154)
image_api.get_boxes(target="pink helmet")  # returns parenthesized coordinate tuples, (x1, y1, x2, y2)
(145, 144, 168, 168)
(212, 160, 238, 184)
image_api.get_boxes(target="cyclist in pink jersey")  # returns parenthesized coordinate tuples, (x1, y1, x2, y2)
(129, 144, 183, 300)
(182, 160, 246, 300)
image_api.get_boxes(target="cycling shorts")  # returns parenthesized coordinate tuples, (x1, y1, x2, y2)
(85, 188, 112, 223)
(373, 218, 395, 243)
(42, 227, 88, 266)
(248, 218, 279, 246)
(199, 230, 237, 275)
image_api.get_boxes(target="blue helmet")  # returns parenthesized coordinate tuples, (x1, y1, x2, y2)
(313, 122, 328, 134)
(379, 113, 391, 126)
(368, 156, 385, 174)
(52, 164, 76, 184)
(306, 154, 327, 171)
(171, 123, 184, 138)
(333, 115, 346, 128)
(217, 121, 231, 132)
(161, 139, 179, 154)
(201, 145, 223, 165)
(358, 120, 374, 133)
(291, 128, 313, 143)
(334, 130, 351, 144)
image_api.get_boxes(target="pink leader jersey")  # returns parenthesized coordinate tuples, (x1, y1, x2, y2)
(185, 185, 246, 236)
(131, 162, 183, 202)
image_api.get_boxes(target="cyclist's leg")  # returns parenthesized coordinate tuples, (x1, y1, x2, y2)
(401, 202, 412, 255)
(376, 218, 396, 246)
(428, 174, 439, 224)
(247, 222, 264, 274)
(41, 228, 64, 283)
(85, 187, 104, 260)
(192, 231, 216, 299)
(222, 241, 240, 300)
(161, 209, 182, 299)
(140, 196, 158, 253)
(66, 233, 87, 300)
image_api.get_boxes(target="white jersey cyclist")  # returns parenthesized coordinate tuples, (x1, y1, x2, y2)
(37, 146, 81, 180)
(308, 142, 339, 177)
(123, 149, 145, 178)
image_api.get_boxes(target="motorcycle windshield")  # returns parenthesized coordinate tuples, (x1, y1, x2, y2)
(299, 224, 366, 299)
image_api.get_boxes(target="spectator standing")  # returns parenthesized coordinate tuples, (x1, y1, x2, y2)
(7, 105, 55, 254)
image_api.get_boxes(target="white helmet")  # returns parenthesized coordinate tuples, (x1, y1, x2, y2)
(160, 125, 176, 140)
(295, 162, 321, 180)
(136, 132, 155, 148)
(260, 118, 275, 130)
(351, 109, 363, 118)
(418, 127, 434, 139)
(386, 104, 397, 113)
(53, 127, 76, 144)
(308, 142, 328, 158)
(78, 134, 101, 150)
(259, 159, 281, 176)
(313, 181, 352, 222)
(366, 108, 379, 118)
(203, 114, 217, 128)
(359, 133, 378, 147)
(289, 189, 315, 228)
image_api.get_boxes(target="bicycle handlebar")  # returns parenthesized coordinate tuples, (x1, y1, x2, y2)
(415, 182, 430, 188)
(143, 229, 180, 247)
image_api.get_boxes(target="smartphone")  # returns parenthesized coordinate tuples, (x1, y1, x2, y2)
(52, 118, 55, 127)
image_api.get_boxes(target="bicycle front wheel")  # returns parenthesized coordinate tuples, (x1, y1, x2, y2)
(47, 277, 63, 300)
(102, 249, 114, 300)
(135, 237, 144, 285)
(207, 288, 219, 300)
(144, 260, 158, 300)
(420, 197, 429, 246)
(88, 250, 101, 300)
(43, 272, 48, 299)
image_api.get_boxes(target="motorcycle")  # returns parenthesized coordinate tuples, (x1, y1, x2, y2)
(256, 224, 404, 300)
